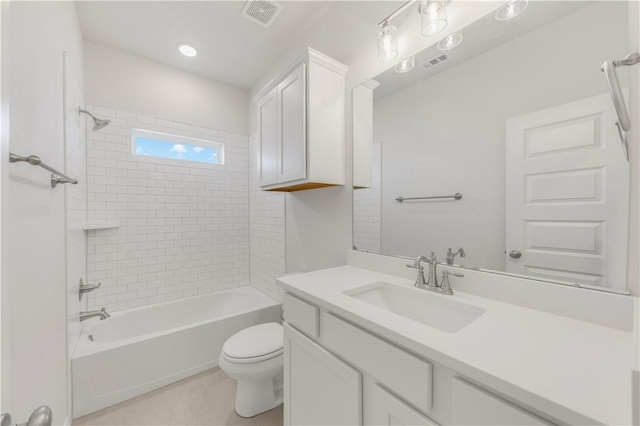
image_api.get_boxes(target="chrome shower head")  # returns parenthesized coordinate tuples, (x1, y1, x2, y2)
(78, 108, 111, 131)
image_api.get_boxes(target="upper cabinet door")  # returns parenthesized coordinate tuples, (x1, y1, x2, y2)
(257, 88, 278, 186)
(277, 63, 307, 183)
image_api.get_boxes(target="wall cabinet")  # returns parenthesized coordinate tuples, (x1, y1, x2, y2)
(282, 291, 558, 426)
(283, 324, 361, 425)
(254, 48, 348, 192)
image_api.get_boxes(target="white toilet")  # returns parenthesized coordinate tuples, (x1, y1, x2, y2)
(218, 322, 284, 417)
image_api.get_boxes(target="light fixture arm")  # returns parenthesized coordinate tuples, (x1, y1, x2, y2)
(378, 0, 418, 27)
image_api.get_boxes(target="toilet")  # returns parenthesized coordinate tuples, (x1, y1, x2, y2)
(218, 322, 284, 417)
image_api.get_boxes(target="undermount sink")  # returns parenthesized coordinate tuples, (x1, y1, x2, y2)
(344, 281, 486, 333)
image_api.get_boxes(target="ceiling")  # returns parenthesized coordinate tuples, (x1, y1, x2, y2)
(75, 1, 343, 90)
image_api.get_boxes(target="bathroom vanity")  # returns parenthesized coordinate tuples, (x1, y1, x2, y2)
(278, 255, 634, 425)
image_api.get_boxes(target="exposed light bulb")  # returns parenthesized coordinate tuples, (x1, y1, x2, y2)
(394, 56, 415, 73)
(378, 23, 399, 63)
(437, 31, 463, 51)
(495, 0, 528, 21)
(421, 0, 448, 37)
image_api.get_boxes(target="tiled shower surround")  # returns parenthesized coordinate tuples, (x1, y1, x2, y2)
(353, 141, 381, 253)
(85, 106, 258, 312)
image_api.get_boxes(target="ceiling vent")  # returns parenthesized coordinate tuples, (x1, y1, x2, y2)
(420, 54, 449, 70)
(241, 0, 283, 29)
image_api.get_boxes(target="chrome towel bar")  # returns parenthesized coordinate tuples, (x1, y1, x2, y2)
(601, 51, 640, 162)
(396, 193, 462, 202)
(9, 153, 78, 188)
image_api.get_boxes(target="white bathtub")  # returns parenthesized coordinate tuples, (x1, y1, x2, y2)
(72, 286, 280, 418)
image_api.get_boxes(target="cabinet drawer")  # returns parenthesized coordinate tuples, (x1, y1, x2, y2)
(372, 384, 438, 426)
(323, 313, 432, 413)
(283, 293, 319, 338)
(452, 378, 554, 425)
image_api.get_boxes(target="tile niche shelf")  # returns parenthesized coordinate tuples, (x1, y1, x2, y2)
(82, 222, 120, 231)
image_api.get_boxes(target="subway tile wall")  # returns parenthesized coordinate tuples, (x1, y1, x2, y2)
(248, 134, 285, 301)
(353, 141, 381, 253)
(85, 105, 250, 312)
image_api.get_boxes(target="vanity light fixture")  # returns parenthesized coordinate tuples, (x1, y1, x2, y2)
(420, 0, 449, 37)
(376, 0, 454, 63)
(177, 43, 198, 57)
(495, 0, 528, 21)
(437, 31, 463, 51)
(394, 56, 415, 73)
(378, 22, 399, 63)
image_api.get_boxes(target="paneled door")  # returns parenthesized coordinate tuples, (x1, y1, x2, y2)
(506, 93, 629, 289)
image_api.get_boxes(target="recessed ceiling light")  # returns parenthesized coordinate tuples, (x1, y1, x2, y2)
(178, 43, 197, 58)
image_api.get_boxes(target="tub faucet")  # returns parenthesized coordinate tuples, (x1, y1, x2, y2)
(80, 307, 110, 321)
(446, 247, 466, 265)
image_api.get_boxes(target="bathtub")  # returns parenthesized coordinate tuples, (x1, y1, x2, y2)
(72, 286, 280, 418)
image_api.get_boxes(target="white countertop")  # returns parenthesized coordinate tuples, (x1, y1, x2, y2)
(278, 265, 634, 425)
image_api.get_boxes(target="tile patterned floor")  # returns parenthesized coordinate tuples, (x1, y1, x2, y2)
(74, 368, 283, 426)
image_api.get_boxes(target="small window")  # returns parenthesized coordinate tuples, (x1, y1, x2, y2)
(131, 128, 224, 165)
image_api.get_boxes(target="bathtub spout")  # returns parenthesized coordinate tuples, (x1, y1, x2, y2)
(80, 307, 110, 321)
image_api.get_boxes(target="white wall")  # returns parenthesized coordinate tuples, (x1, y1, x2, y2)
(84, 42, 249, 136)
(6, 2, 83, 423)
(372, 2, 629, 270)
(85, 105, 250, 312)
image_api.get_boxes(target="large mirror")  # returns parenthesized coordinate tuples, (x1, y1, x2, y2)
(353, 1, 631, 292)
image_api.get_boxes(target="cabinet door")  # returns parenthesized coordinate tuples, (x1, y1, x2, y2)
(284, 324, 361, 426)
(257, 88, 278, 186)
(452, 378, 553, 425)
(371, 384, 438, 426)
(277, 63, 306, 183)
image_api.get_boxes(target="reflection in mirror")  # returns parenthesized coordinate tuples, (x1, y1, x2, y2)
(353, 1, 631, 292)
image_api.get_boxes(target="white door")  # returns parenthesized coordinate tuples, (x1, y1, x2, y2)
(284, 324, 361, 426)
(506, 93, 629, 289)
(258, 87, 278, 186)
(277, 63, 306, 184)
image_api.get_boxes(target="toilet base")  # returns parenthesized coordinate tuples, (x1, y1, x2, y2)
(235, 378, 283, 418)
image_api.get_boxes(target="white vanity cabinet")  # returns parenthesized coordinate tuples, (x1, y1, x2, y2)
(254, 48, 348, 192)
(282, 290, 559, 426)
(283, 324, 362, 425)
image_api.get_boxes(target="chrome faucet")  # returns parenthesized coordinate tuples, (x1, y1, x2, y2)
(408, 253, 463, 295)
(80, 307, 110, 321)
(440, 270, 464, 295)
(406, 255, 430, 287)
(407, 252, 438, 289)
(425, 252, 438, 287)
(446, 247, 466, 265)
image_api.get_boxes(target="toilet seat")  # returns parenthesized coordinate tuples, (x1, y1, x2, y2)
(222, 322, 283, 364)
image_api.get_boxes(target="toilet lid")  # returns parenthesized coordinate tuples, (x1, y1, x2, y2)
(222, 322, 283, 361)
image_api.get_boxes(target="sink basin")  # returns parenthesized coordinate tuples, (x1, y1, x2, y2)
(344, 281, 486, 333)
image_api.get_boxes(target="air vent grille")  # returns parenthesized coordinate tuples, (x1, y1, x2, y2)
(241, 0, 283, 29)
(421, 54, 449, 70)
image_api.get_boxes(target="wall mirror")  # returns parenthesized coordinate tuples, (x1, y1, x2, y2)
(353, 1, 632, 293)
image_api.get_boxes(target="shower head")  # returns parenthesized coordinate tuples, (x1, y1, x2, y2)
(78, 108, 111, 131)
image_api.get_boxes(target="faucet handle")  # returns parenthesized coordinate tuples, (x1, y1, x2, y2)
(440, 270, 464, 295)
